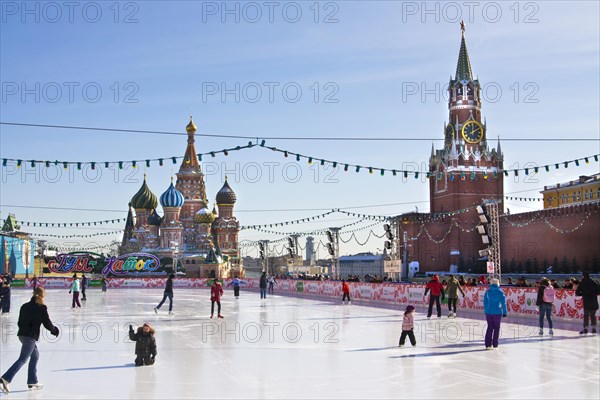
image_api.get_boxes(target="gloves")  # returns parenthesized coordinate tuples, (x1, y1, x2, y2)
(52, 326, 60, 337)
(69, 290, 71, 294)
(502, 314, 507, 318)
(129, 324, 134, 332)
(151, 354, 156, 360)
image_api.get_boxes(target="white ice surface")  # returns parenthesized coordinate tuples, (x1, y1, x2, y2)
(0, 288, 598, 399)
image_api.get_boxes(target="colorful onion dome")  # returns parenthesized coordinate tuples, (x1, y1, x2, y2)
(147, 209, 163, 226)
(216, 177, 237, 205)
(160, 178, 184, 208)
(186, 116, 197, 133)
(195, 207, 216, 224)
(130, 175, 158, 210)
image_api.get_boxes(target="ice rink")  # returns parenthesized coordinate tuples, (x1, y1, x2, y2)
(0, 287, 598, 399)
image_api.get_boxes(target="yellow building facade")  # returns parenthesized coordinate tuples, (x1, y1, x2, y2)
(541, 174, 600, 208)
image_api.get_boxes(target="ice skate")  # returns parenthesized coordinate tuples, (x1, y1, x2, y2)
(579, 328, 588, 335)
(168, 311, 174, 315)
(538, 330, 543, 336)
(154, 307, 158, 314)
(28, 383, 43, 390)
(592, 328, 597, 334)
(218, 315, 224, 318)
(210, 314, 213, 319)
(0, 377, 9, 393)
(549, 329, 554, 335)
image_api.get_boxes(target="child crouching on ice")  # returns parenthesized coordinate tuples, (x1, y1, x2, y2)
(399, 305, 417, 347)
(129, 323, 157, 366)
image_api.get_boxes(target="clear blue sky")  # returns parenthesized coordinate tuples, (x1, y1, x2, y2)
(1, 1, 599, 257)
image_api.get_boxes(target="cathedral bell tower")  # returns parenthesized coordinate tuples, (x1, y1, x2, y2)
(429, 22, 504, 214)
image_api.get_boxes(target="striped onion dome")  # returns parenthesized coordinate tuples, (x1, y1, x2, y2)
(160, 179, 184, 208)
(131, 175, 158, 210)
(215, 177, 237, 205)
(195, 207, 216, 224)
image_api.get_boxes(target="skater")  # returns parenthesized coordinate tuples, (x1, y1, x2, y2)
(154, 273, 175, 314)
(424, 275, 444, 318)
(0, 287, 60, 393)
(210, 279, 224, 318)
(341, 280, 351, 304)
(268, 275, 277, 294)
(227, 276, 244, 298)
(81, 273, 89, 301)
(31, 275, 39, 293)
(101, 276, 107, 293)
(445, 274, 465, 318)
(483, 278, 507, 349)
(399, 305, 416, 347)
(259, 272, 267, 299)
(0, 275, 10, 314)
(536, 278, 554, 335)
(575, 272, 600, 334)
(128, 323, 157, 366)
(69, 274, 81, 308)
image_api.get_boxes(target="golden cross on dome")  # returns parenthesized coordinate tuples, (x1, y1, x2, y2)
(460, 20, 465, 33)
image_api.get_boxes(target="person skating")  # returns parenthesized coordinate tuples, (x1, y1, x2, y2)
(128, 323, 157, 366)
(399, 305, 417, 347)
(69, 274, 82, 308)
(154, 273, 175, 314)
(445, 274, 465, 318)
(101, 276, 107, 293)
(575, 272, 600, 334)
(341, 280, 351, 304)
(81, 273, 89, 301)
(31, 275, 38, 293)
(424, 275, 444, 318)
(227, 276, 245, 299)
(0, 287, 60, 393)
(259, 272, 267, 299)
(268, 275, 277, 294)
(483, 278, 508, 349)
(210, 279, 224, 319)
(0, 275, 10, 315)
(536, 277, 555, 335)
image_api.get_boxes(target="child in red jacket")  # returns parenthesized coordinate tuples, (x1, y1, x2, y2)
(341, 280, 351, 305)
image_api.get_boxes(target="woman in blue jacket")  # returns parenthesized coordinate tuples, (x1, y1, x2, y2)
(483, 278, 507, 349)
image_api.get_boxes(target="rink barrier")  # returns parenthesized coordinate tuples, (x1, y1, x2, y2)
(23, 277, 598, 320)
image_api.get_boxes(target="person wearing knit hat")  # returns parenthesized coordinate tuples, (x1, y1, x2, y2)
(575, 272, 600, 334)
(483, 278, 507, 349)
(129, 322, 157, 366)
(399, 305, 417, 347)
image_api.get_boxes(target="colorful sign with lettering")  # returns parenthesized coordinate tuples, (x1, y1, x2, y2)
(47, 252, 101, 273)
(101, 253, 160, 276)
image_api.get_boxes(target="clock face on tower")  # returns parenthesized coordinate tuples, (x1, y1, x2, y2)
(461, 120, 483, 144)
(445, 124, 455, 146)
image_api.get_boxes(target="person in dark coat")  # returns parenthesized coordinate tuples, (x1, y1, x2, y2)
(0, 275, 11, 314)
(128, 323, 157, 366)
(154, 273, 175, 314)
(536, 277, 554, 336)
(0, 287, 60, 393)
(575, 272, 600, 334)
(81, 273, 89, 301)
(259, 272, 267, 299)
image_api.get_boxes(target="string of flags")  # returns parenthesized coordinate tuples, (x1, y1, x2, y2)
(2, 140, 597, 179)
(240, 210, 336, 230)
(10, 218, 126, 227)
(27, 230, 124, 239)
